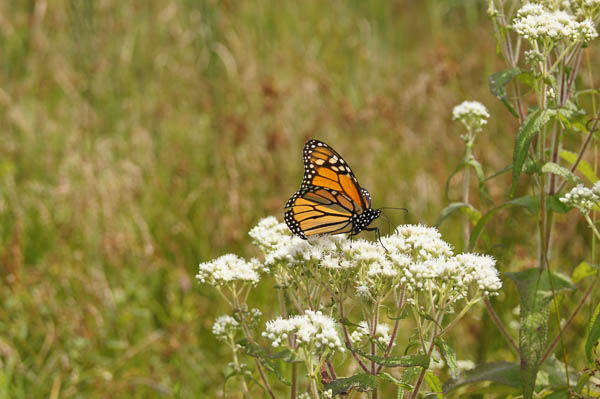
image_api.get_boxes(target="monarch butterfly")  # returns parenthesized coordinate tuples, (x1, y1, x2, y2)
(284, 139, 382, 239)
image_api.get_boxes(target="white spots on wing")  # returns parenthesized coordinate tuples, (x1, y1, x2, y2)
(329, 155, 338, 164)
(315, 159, 325, 165)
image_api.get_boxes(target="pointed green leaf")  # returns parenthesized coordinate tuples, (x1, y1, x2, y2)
(541, 162, 582, 185)
(505, 269, 575, 399)
(398, 367, 421, 398)
(511, 108, 556, 195)
(445, 161, 466, 202)
(470, 195, 537, 249)
(435, 337, 458, 379)
(489, 68, 522, 118)
(237, 339, 291, 385)
(349, 347, 430, 368)
(425, 371, 443, 399)
(585, 301, 600, 363)
(323, 373, 378, 395)
(560, 150, 599, 183)
(572, 262, 599, 283)
(378, 372, 413, 390)
(547, 194, 571, 214)
(483, 164, 513, 183)
(443, 362, 521, 393)
(435, 202, 480, 228)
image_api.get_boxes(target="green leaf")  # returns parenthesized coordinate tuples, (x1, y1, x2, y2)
(425, 371, 443, 399)
(435, 202, 480, 228)
(349, 347, 430, 368)
(483, 164, 513, 183)
(378, 372, 413, 390)
(238, 339, 291, 385)
(541, 162, 582, 185)
(560, 150, 599, 183)
(445, 161, 466, 202)
(572, 262, 599, 283)
(323, 373, 378, 395)
(585, 301, 600, 363)
(470, 195, 537, 249)
(398, 367, 421, 399)
(504, 269, 575, 399)
(443, 362, 522, 393)
(547, 194, 571, 214)
(489, 68, 522, 118)
(434, 337, 458, 379)
(511, 108, 556, 195)
(338, 317, 361, 328)
(467, 158, 491, 202)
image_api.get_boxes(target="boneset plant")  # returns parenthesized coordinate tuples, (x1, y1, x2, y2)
(436, 0, 600, 397)
(198, 217, 501, 398)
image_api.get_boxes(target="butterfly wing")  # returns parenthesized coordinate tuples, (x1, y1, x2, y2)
(301, 139, 367, 210)
(285, 186, 356, 238)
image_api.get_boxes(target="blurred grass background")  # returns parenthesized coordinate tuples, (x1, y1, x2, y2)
(0, 0, 598, 397)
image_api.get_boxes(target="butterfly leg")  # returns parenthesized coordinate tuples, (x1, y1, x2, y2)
(364, 226, 388, 252)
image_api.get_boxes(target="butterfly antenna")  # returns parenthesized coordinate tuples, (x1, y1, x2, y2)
(375, 227, 388, 252)
(379, 207, 409, 213)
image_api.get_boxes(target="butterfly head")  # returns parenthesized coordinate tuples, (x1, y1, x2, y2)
(353, 207, 381, 234)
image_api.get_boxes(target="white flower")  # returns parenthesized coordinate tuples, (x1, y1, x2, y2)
(212, 315, 240, 341)
(560, 184, 599, 213)
(196, 254, 264, 286)
(350, 321, 393, 348)
(452, 101, 490, 133)
(263, 310, 345, 354)
(457, 359, 476, 371)
(249, 216, 291, 252)
(512, 5, 597, 43)
(382, 225, 453, 263)
(453, 253, 502, 296)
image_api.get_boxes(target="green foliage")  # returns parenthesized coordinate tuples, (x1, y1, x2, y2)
(511, 109, 557, 195)
(505, 269, 575, 399)
(489, 67, 522, 118)
(586, 302, 600, 363)
(560, 150, 599, 183)
(323, 373, 378, 395)
(444, 362, 522, 392)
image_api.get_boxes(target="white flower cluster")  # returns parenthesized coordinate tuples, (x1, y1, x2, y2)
(560, 183, 600, 213)
(262, 310, 345, 354)
(249, 216, 291, 251)
(196, 254, 265, 286)
(382, 225, 454, 263)
(452, 101, 490, 123)
(452, 101, 490, 134)
(212, 315, 240, 341)
(349, 321, 393, 348)
(512, 4, 598, 43)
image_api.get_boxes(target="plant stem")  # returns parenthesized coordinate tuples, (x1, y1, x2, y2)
(463, 142, 473, 250)
(541, 275, 599, 363)
(408, 313, 441, 399)
(339, 301, 370, 373)
(484, 298, 519, 353)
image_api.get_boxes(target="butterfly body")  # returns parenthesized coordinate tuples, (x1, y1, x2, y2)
(284, 139, 381, 239)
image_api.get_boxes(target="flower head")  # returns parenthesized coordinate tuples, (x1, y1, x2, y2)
(212, 315, 241, 341)
(349, 321, 393, 348)
(452, 101, 490, 133)
(512, 4, 598, 43)
(249, 216, 291, 252)
(196, 254, 264, 286)
(262, 310, 344, 354)
(560, 184, 599, 213)
(382, 225, 453, 263)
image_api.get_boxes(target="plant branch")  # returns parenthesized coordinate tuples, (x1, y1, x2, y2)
(541, 275, 599, 363)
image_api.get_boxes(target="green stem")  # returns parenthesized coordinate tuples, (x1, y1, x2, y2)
(463, 141, 473, 251)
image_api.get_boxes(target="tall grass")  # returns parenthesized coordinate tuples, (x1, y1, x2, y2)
(0, 0, 597, 397)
